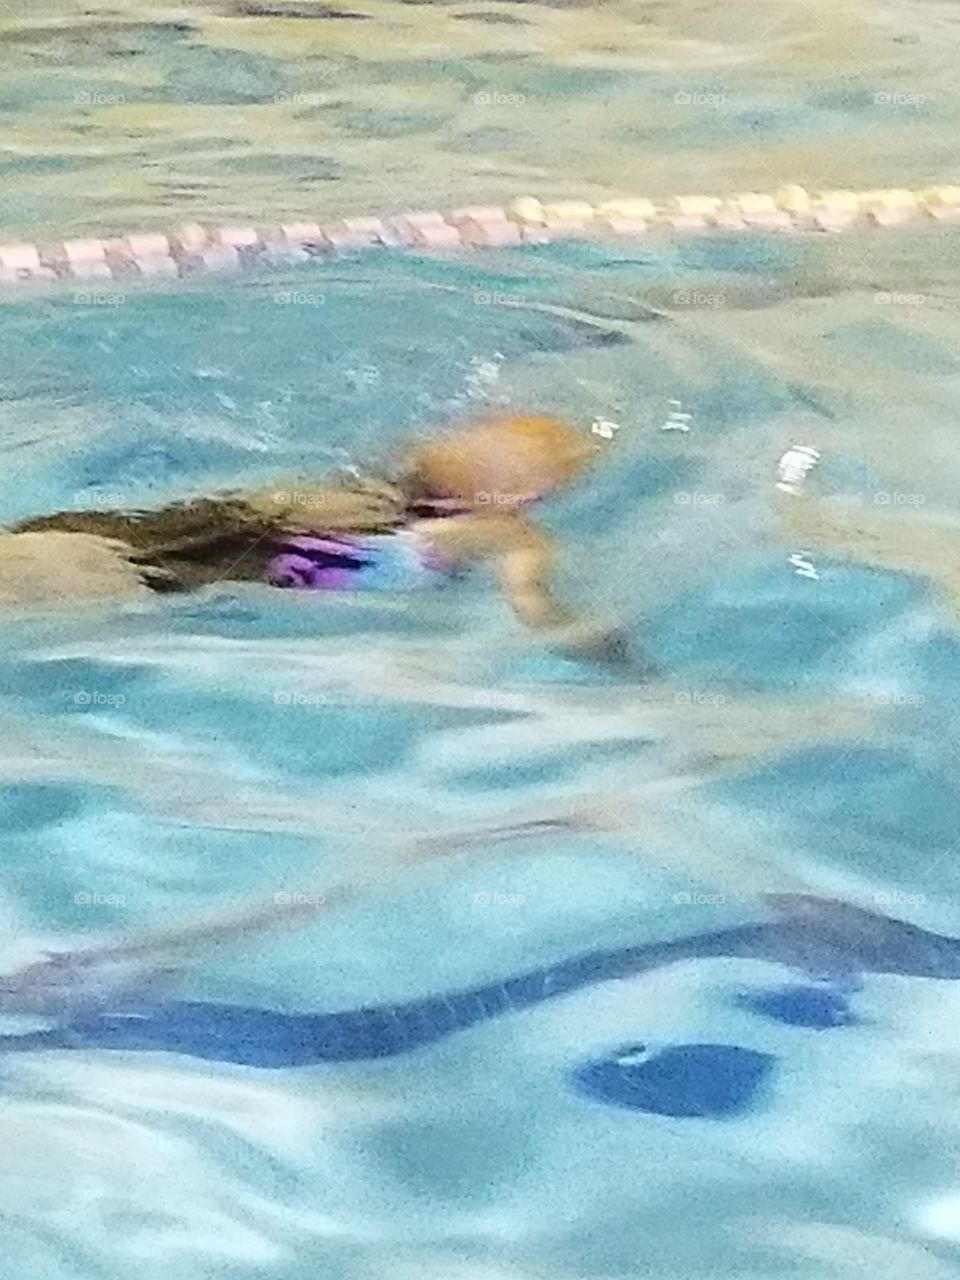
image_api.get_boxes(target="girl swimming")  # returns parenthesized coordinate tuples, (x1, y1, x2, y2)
(2, 414, 624, 662)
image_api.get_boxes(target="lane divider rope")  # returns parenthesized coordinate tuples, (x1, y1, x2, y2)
(1, 184, 959, 287)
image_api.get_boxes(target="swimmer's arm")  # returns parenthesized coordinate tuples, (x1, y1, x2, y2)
(497, 534, 632, 663)
(497, 538, 579, 629)
(420, 514, 627, 660)
(420, 514, 576, 627)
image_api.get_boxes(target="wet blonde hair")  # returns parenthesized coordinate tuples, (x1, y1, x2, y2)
(408, 415, 595, 506)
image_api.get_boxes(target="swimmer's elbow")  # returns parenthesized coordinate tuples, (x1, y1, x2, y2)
(510, 589, 574, 629)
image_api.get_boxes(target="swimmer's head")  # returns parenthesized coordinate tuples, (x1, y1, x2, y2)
(407, 415, 597, 510)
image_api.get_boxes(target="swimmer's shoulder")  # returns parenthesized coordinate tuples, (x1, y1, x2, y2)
(411, 510, 548, 564)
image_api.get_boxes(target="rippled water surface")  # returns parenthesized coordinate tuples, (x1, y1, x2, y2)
(6, 5, 960, 1280)
(2, 0, 960, 237)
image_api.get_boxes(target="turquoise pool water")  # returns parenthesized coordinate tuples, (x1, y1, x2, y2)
(4, 241, 960, 1278)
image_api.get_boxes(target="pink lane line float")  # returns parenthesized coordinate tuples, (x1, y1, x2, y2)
(1, 185, 959, 287)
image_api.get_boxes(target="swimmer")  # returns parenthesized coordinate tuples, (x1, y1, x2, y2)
(4, 415, 624, 663)
(775, 443, 960, 616)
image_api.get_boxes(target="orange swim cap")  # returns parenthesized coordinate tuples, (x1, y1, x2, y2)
(411, 415, 596, 504)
